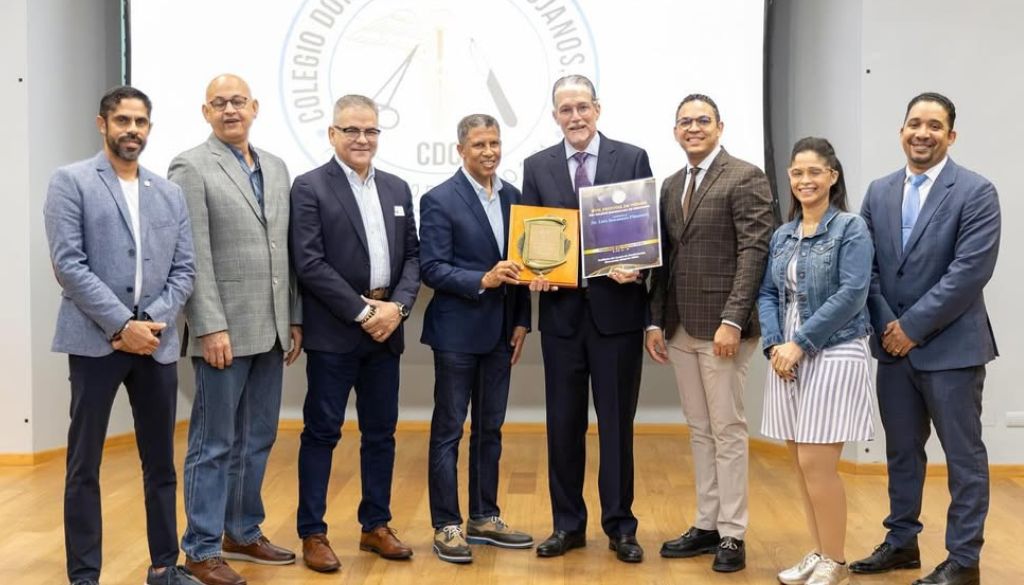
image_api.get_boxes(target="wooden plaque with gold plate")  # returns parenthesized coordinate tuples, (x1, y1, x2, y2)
(507, 204, 579, 288)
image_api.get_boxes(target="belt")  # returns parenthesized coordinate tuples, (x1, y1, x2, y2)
(363, 287, 390, 300)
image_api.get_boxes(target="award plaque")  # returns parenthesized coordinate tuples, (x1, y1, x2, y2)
(578, 177, 662, 278)
(507, 204, 579, 287)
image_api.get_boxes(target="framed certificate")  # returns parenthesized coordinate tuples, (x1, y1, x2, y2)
(578, 177, 662, 278)
(507, 204, 579, 288)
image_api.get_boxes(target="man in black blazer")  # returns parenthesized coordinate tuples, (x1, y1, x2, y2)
(419, 114, 533, 564)
(289, 95, 420, 572)
(522, 75, 652, 563)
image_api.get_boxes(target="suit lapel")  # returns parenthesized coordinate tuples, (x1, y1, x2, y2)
(454, 170, 501, 259)
(499, 184, 512, 257)
(546, 146, 576, 208)
(682, 149, 728, 233)
(664, 171, 686, 242)
(207, 137, 265, 224)
(378, 175, 398, 269)
(593, 134, 616, 187)
(255, 146, 279, 226)
(900, 160, 956, 266)
(883, 173, 904, 261)
(95, 153, 135, 238)
(326, 162, 369, 254)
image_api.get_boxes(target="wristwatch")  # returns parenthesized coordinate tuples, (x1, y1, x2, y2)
(393, 301, 410, 320)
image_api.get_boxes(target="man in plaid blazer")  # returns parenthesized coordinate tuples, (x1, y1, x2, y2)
(646, 94, 775, 573)
(168, 74, 302, 585)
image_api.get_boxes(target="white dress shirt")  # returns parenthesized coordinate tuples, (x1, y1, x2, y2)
(118, 177, 142, 306)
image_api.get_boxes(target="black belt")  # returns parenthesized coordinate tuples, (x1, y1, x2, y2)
(363, 287, 390, 300)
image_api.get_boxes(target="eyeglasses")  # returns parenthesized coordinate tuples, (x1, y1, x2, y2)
(208, 96, 250, 111)
(332, 126, 382, 140)
(676, 116, 715, 129)
(788, 167, 833, 180)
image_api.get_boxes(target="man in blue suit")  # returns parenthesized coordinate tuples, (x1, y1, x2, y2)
(522, 75, 653, 563)
(289, 94, 420, 572)
(44, 86, 196, 585)
(419, 114, 533, 564)
(852, 92, 1000, 585)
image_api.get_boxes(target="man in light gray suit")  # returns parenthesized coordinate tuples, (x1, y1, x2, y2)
(44, 86, 196, 585)
(168, 74, 302, 585)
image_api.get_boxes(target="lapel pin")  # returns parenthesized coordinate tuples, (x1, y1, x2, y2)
(144, 179, 151, 187)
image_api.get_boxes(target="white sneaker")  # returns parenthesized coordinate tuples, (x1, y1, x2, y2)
(778, 551, 822, 584)
(806, 557, 850, 585)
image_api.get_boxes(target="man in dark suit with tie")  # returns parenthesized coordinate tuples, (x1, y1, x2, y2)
(851, 93, 1000, 585)
(522, 75, 652, 563)
(419, 114, 533, 564)
(289, 95, 420, 573)
(646, 94, 775, 573)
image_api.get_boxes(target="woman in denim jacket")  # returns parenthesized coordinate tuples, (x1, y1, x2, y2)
(758, 137, 875, 585)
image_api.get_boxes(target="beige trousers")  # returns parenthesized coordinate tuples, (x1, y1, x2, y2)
(668, 327, 758, 540)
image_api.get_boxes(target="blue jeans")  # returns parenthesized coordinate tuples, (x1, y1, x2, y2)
(428, 348, 511, 528)
(181, 350, 283, 561)
(297, 343, 400, 536)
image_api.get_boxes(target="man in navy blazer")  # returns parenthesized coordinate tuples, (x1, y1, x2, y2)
(522, 75, 652, 563)
(289, 94, 419, 572)
(852, 93, 1000, 585)
(419, 114, 533, 563)
(44, 86, 196, 585)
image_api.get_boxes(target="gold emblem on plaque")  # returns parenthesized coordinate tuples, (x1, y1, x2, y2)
(518, 216, 571, 275)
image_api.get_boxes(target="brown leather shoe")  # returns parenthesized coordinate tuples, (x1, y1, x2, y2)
(184, 556, 246, 585)
(223, 535, 296, 565)
(359, 525, 414, 559)
(302, 534, 341, 573)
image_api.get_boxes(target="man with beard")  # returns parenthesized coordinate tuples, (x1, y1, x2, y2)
(522, 75, 652, 564)
(168, 74, 302, 585)
(44, 85, 197, 585)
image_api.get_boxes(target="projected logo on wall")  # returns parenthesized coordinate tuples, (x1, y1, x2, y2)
(280, 0, 597, 199)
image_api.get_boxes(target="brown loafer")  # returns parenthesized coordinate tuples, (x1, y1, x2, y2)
(302, 534, 341, 573)
(184, 556, 246, 585)
(222, 535, 296, 565)
(359, 525, 413, 559)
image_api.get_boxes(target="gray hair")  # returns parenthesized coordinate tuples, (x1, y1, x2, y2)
(457, 114, 500, 144)
(551, 75, 597, 106)
(333, 94, 378, 119)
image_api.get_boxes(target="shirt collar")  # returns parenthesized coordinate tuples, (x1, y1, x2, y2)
(905, 156, 947, 184)
(564, 132, 601, 160)
(335, 155, 375, 184)
(461, 167, 503, 201)
(687, 143, 722, 173)
(224, 141, 260, 170)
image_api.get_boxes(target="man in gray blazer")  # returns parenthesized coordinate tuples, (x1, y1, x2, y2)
(44, 86, 196, 585)
(168, 74, 302, 585)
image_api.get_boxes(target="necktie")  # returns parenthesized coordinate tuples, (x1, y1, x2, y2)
(682, 166, 700, 220)
(902, 173, 927, 248)
(573, 151, 591, 195)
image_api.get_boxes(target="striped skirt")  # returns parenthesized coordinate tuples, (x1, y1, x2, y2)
(761, 296, 875, 444)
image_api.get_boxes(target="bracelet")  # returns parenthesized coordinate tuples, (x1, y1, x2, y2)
(359, 306, 376, 325)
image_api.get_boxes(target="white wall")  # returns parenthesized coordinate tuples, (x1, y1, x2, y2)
(0, 0, 35, 454)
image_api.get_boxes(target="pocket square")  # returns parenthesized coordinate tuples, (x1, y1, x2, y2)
(394, 205, 405, 217)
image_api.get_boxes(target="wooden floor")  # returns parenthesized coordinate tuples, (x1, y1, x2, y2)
(1, 428, 1021, 584)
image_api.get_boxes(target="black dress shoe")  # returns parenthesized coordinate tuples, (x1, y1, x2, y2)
(536, 530, 586, 557)
(850, 542, 921, 574)
(913, 560, 980, 585)
(660, 526, 721, 558)
(711, 537, 745, 573)
(608, 535, 644, 563)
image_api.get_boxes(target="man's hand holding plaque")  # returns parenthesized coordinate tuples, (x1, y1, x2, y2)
(481, 260, 523, 289)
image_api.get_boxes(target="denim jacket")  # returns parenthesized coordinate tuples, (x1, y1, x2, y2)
(757, 206, 873, 356)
